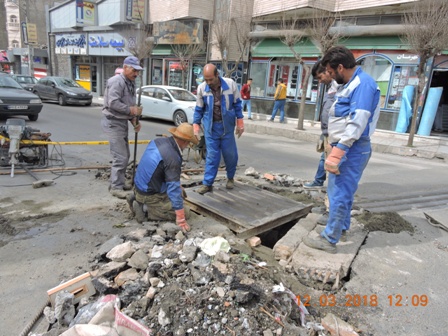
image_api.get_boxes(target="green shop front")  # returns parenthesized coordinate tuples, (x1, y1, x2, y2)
(249, 36, 421, 132)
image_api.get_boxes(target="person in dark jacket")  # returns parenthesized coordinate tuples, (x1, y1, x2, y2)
(304, 61, 339, 189)
(132, 123, 198, 232)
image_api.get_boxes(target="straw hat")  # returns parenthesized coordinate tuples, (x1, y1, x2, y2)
(168, 123, 199, 145)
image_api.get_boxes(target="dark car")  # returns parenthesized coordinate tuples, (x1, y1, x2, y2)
(0, 72, 43, 121)
(11, 74, 38, 92)
(34, 76, 92, 106)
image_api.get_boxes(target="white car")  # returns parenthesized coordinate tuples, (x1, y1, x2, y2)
(137, 85, 196, 126)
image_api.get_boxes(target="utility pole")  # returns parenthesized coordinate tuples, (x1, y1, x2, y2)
(25, 0, 33, 76)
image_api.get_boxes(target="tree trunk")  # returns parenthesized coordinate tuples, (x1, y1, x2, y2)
(407, 56, 427, 147)
(297, 63, 310, 130)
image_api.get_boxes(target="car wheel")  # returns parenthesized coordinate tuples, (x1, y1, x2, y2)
(58, 94, 67, 106)
(28, 114, 38, 121)
(173, 110, 187, 126)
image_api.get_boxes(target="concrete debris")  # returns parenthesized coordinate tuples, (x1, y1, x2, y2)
(321, 313, 360, 336)
(40, 224, 346, 335)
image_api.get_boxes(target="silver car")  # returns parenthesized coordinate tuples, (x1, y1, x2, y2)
(34, 76, 92, 106)
(138, 85, 196, 126)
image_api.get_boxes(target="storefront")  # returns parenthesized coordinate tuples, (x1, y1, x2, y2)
(249, 36, 423, 131)
(428, 55, 448, 134)
(249, 38, 321, 120)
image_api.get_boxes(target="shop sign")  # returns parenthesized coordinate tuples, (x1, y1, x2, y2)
(154, 19, 203, 44)
(126, 0, 145, 23)
(88, 33, 127, 54)
(55, 34, 87, 55)
(76, 0, 95, 26)
(387, 53, 419, 64)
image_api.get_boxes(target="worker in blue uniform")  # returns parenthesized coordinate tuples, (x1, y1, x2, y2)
(303, 46, 380, 254)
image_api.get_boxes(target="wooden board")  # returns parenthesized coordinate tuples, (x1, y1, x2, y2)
(185, 181, 312, 238)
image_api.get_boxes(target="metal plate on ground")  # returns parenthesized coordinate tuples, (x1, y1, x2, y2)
(185, 181, 312, 239)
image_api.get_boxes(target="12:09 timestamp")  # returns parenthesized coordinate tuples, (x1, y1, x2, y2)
(296, 294, 428, 307)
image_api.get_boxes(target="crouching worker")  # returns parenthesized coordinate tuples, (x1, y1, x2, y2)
(132, 123, 198, 232)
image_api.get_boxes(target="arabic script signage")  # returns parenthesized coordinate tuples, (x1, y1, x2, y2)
(88, 33, 129, 56)
(55, 34, 87, 54)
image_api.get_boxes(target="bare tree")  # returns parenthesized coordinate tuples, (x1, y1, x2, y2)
(212, 1, 253, 77)
(309, 8, 341, 55)
(279, 13, 310, 130)
(171, 42, 205, 89)
(401, 0, 448, 146)
(123, 23, 155, 63)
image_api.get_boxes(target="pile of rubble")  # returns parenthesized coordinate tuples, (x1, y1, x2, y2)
(34, 220, 365, 336)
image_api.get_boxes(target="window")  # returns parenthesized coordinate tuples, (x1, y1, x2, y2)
(358, 56, 392, 109)
(254, 61, 316, 102)
(249, 62, 268, 97)
(10, 15, 18, 23)
(12, 40, 19, 48)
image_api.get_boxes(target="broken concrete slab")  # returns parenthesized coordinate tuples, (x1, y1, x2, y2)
(273, 213, 320, 261)
(423, 209, 448, 232)
(290, 221, 367, 287)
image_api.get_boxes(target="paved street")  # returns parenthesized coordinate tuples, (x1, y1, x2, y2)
(1, 103, 448, 335)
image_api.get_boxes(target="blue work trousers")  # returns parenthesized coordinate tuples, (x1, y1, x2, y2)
(322, 138, 372, 244)
(203, 122, 238, 186)
(314, 152, 326, 185)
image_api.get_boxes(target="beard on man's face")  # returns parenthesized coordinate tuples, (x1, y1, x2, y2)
(334, 72, 345, 85)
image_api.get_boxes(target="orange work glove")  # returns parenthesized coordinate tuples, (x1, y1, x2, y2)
(235, 119, 244, 138)
(325, 147, 346, 175)
(175, 209, 191, 232)
(193, 123, 201, 141)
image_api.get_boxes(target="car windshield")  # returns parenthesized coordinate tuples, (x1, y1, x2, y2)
(0, 75, 23, 89)
(17, 76, 38, 84)
(168, 89, 196, 102)
(55, 78, 82, 88)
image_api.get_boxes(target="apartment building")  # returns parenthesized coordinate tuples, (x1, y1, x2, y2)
(1, 0, 54, 77)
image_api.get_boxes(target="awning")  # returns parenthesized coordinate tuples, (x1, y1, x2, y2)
(339, 36, 410, 50)
(152, 45, 173, 56)
(251, 38, 320, 58)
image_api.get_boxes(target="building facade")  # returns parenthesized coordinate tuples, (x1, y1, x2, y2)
(249, 0, 448, 134)
(1, 0, 53, 77)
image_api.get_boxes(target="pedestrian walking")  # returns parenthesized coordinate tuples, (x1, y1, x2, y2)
(241, 78, 253, 119)
(131, 123, 198, 232)
(269, 78, 287, 123)
(193, 63, 244, 195)
(303, 46, 380, 254)
(303, 61, 339, 189)
(101, 56, 143, 199)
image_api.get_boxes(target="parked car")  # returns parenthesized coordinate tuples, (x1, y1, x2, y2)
(11, 74, 38, 92)
(0, 72, 43, 121)
(138, 85, 196, 126)
(33, 76, 92, 106)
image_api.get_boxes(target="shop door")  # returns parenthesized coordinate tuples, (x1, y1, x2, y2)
(91, 65, 97, 93)
(430, 70, 448, 133)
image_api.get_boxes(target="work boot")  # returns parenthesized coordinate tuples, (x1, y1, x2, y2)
(197, 184, 213, 195)
(315, 225, 347, 242)
(317, 213, 328, 225)
(109, 188, 129, 199)
(226, 178, 234, 189)
(133, 200, 146, 224)
(303, 181, 324, 189)
(126, 193, 136, 215)
(123, 181, 133, 191)
(303, 235, 336, 254)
